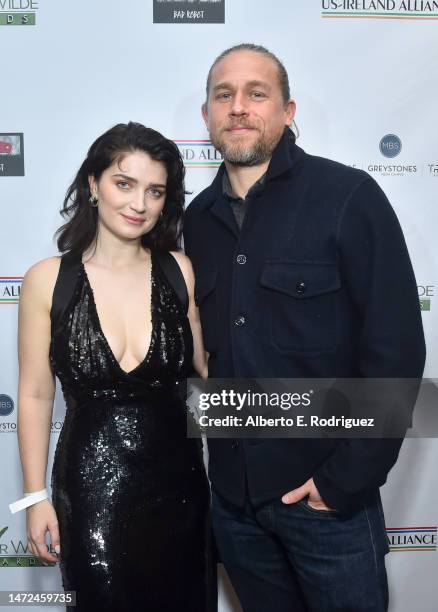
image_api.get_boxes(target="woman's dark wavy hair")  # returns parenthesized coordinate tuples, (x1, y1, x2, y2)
(55, 122, 186, 256)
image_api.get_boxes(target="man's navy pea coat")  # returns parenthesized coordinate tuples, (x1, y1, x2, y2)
(183, 129, 426, 515)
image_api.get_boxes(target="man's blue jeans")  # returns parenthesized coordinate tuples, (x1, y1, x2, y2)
(212, 487, 389, 612)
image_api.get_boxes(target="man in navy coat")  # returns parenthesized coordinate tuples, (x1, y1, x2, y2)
(183, 44, 425, 612)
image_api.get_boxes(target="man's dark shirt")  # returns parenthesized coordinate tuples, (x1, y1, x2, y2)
(222, 170, 266, 230)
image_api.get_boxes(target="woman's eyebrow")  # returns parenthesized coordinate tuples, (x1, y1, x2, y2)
(112, 173, 166, 189)
(112, 172, 137, 183)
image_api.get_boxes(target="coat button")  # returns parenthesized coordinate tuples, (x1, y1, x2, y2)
(296, 280, 307, 294)
(234, 315, 246, 326)
(236, 254, 247, 264)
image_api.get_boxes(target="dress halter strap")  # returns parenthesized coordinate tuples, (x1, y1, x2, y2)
(155, 251, 189, 315)
(50, 252, 82, 334)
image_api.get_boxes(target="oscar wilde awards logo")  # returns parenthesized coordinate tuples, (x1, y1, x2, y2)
(174, 140, 223, 168)
(0, 0, 38, 26)
(0, 394, 16, 433)
(418, 284, 434, 311)
(0, 526, 53, 567)
(153, 0, 225, 24)
(0, 133, 25, 176)
(387, 526, 437, 552)
(321, 0, 438, 19)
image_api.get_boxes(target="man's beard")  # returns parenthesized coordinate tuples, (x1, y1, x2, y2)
(211, 128, 278, 166)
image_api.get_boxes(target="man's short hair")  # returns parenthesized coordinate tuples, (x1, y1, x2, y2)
(205, 43, 291, 105)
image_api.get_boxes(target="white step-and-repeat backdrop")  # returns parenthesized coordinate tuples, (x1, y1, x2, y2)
(1, 1, 437, 610)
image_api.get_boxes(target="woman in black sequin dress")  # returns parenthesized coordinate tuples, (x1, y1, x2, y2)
(14, 123, 217, 611)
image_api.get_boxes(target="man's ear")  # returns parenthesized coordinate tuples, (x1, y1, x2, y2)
(201, 102, 209, 128)
(284, 99, 297, 127)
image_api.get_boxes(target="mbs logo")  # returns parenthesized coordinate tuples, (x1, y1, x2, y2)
(0, 1, 38, 26)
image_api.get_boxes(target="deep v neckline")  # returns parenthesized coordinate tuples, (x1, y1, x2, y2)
(81, 251, 155, 377)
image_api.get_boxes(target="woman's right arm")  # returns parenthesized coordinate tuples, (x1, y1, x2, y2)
(17, 257, 61, 564)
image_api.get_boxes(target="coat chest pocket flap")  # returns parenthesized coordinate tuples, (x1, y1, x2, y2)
(260, 262, 341, 298)
(259, 262, 341, 354)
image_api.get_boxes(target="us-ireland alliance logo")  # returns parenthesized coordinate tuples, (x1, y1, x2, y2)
(321, 1, 438, 19)
(0, 277, 22, 304)
(174, 140, 223, 168)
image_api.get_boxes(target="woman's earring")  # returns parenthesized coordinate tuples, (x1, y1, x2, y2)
(89, 193, 98, 207)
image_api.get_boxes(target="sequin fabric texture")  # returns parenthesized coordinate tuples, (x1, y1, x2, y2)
(49, 251, 217, 611)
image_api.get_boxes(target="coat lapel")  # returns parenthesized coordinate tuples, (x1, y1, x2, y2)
(210, 192, 240, 239)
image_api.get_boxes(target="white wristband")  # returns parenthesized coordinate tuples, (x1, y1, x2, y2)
(9, 488, 49, 514)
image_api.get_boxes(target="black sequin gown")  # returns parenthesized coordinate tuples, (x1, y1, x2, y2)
(49, 251, 217, 611)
